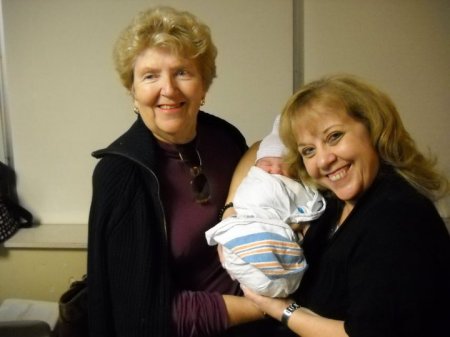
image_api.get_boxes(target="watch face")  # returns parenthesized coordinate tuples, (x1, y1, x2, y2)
(287, 303, 301, 312)
(281, 303, 301, 325)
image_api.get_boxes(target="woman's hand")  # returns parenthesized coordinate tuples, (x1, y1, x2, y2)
(222, 293, 266, 327)
(241, 285, 291, 322)
(242, 286, 347, 337)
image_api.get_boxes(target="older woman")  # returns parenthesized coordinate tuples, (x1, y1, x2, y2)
(239, 74, 450, 337)
(87, 6, 284, 337)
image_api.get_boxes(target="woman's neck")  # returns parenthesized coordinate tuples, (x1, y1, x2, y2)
(338, 202, 354, 226)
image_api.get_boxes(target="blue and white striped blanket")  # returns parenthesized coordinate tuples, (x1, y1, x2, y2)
(206, 217, 307, 297)
(205, 166, 326, 297)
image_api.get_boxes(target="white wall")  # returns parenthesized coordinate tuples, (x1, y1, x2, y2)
(2, 0, 449, 226)
(303, 0, 450, 216)
(1, 0, 293, 225)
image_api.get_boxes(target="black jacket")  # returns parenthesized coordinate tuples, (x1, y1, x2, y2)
(87, 112, 247, 337)
(298, 167, 450, 337)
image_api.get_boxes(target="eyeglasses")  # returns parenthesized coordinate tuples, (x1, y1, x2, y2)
(177, 144, 211, 204)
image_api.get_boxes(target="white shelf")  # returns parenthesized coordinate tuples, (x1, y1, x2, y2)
(3, 223, 87, 249)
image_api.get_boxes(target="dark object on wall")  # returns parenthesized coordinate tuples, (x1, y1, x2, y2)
(53, 275, 88, 337)
(0, 161, 33, 242)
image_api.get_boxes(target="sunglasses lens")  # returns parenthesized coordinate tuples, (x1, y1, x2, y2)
(191, 173, 210, 203)
(177, 145, 210, 203)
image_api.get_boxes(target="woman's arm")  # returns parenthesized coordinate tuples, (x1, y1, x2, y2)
(221, 141, 260, 219)
(220, 142, 266, 326)
(226, 141, 259, 202)
(242, 286, 348, 337)
(222, 294, 265, 327)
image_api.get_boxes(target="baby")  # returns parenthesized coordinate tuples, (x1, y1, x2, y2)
(205, 115, 326, 297)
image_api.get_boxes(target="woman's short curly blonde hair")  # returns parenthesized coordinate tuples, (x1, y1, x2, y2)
(279, 74, 448, 201)
(113, 6, 217, 92)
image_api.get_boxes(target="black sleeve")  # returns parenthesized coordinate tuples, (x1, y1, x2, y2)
(88, 156, 169, 337)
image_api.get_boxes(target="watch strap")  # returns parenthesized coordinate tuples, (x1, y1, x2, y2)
(281, 302, 301, 326)
(218, 202, 234, 221)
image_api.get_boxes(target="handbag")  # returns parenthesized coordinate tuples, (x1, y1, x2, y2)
(0, 161, 33, 242)
(53, 275, 88, 337)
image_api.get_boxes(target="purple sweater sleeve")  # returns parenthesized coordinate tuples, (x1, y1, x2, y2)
(172, 290, 228, 337)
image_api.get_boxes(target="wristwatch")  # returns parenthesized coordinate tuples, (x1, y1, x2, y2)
(281, 302, 301, 326)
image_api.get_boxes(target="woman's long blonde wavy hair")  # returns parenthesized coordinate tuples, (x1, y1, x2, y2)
(279, 74, 448, 201)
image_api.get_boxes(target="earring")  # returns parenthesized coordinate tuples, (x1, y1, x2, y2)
(133, 106, 139, 114)
(200, 98, 205, 106)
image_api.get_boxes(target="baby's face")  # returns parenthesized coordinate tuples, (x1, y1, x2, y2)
(256, 157, 288, 175)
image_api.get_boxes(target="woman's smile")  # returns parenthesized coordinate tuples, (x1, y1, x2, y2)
(132, 47, 206, 144)
(295, 102, 380, 205)
(327, 165, 350, 182)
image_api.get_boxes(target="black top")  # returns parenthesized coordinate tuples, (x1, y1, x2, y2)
(296, 167, 450, 337)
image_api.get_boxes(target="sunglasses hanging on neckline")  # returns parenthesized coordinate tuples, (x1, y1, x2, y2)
(176, 145, 211, 204)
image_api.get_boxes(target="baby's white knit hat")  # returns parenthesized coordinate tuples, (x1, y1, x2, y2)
(256, 114, 286, 162)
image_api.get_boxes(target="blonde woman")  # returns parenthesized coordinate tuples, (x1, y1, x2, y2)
(88, 6, 288, 337)
(237, 74, 450, 337)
